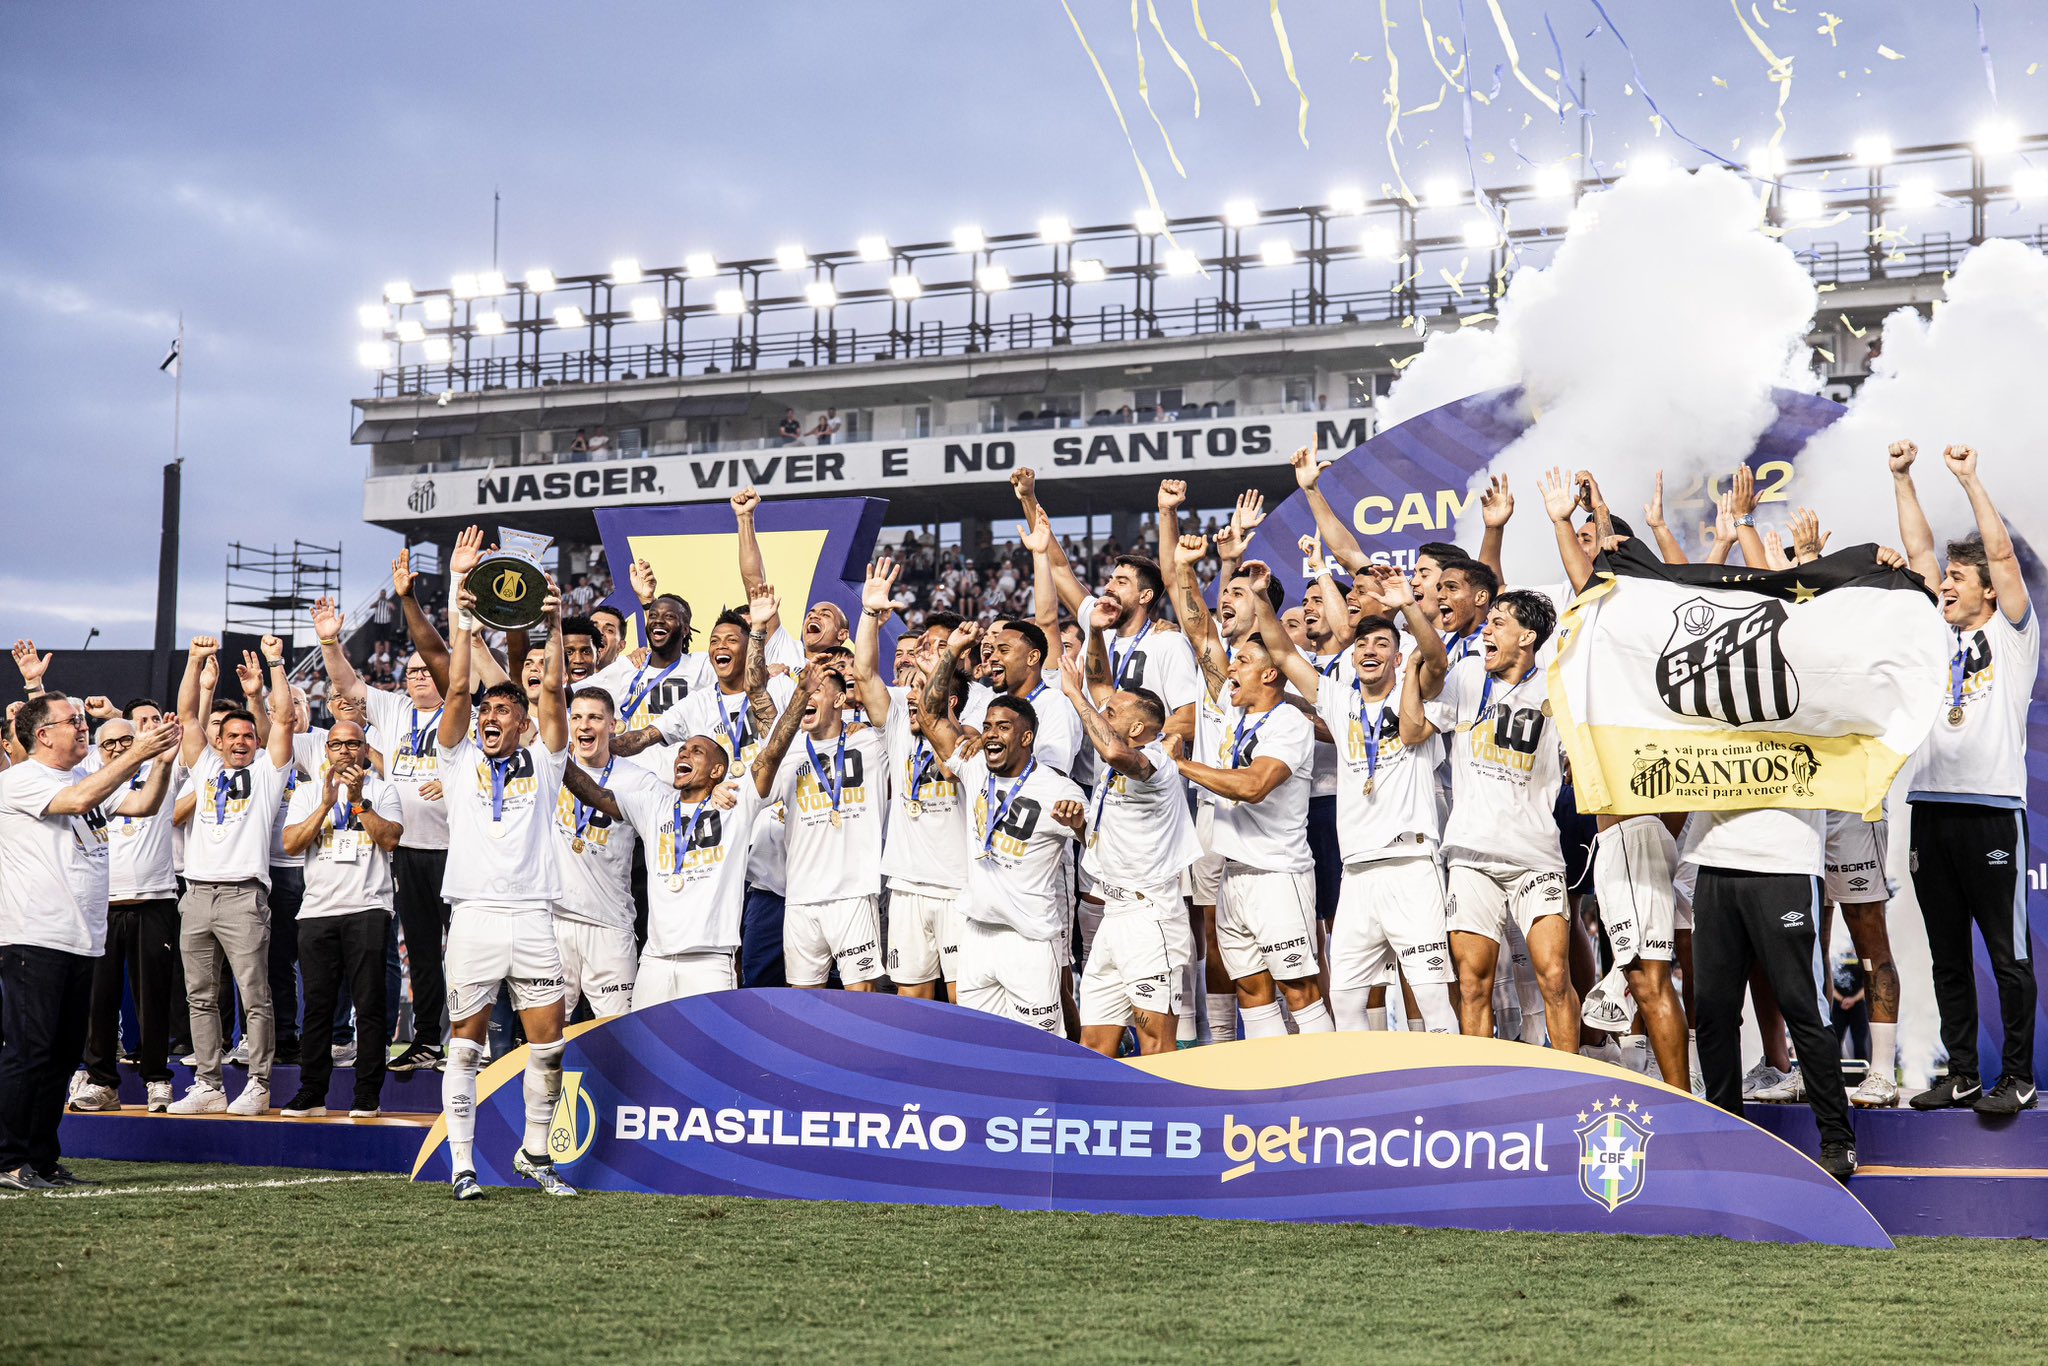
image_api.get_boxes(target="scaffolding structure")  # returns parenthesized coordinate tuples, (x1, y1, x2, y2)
(225, 540, 342, 646)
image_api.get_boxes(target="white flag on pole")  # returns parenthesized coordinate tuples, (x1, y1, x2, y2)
(160, 338, 181, 377)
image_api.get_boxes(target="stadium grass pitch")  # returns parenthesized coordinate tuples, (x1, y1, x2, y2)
(3, 1161, 2039, 1364)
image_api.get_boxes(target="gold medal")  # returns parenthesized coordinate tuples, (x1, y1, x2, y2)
(1948, 705, 1965, 727)
(570, 837, 585, 853)
(668, 873, 684, 892)
(830, 809, 844, 828)
(904, 799, 922, 817)
(1363, 777, 1376, 797)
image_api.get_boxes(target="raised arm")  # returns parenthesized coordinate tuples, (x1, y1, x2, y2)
(743, 599, 780, 733)
(1477, 474, 1513, 584)
(1215, 489, 1265, 584)
(49, 717, 181, 816)
(1013, 468, 1088, 612)
(1290, 442, 1370, 574)
(394, 543, 455, 695)
(1019, 510, 1060, 637)
(751, 666, 814, 798)
(1539, 467, 1597, 594)
(1644, 472, 1688, 564)
(310, 598, 366, 701)
(1166, 533, 1228, 704)
(1396, 650, 1434, 747)
(1365, 564, 1450, 698)
(732, 487, 768, 597)
(176, 635, 217, 768)
(113, 728, 179, 817)
(1060, 665, 1152, 778)
(1704, 493, 1737, 567)
(1173, 747, 1292, 805)
(1887, 440, 1939, 590)
(1728, 465, 1770, 569)
(1947, 444, 2030, 622)
(439, 582, 477, 749)
(915, 622, 979, 766)
(1789, 508, 1829, 566)
(851, 563, 897, 725)
(261, 636, 294, 769)
(535, 578, 566, 753)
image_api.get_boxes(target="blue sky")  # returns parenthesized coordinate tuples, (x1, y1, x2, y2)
(2, 0, 2040, 646)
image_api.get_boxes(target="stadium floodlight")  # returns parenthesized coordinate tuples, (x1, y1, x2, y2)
(1852, 134, 1893, 167)
(1223, 198, 1259, 227)
(1038, 215, 1073, 244)
(553, 305, 587, 328)
(1133, 206, 1168, 235)
(975, 264, 1012, 292)
(451, 272, 482, 299)
(955, 225, 988, 253)
(684, 253, 717, 279)
(422, 296, 452, 324)
(1359, 224, 1400, 260)
(1782, 189, 1824, 221)
(1070, 257, 1108, 283)
(888, 273, 924, 300)
(804, 280, 838, 308)
(1975, 120, 2019, 158)
(474, 310, 508, 336)
(629, 295, 663, 323)
(476, 270, 506, 296)
(525, 268, 557, 292)
(1163, 247, 1201, 276)
(395, 318, 427, 343)
(2014, 166, 2048, 200)
(1462, 218, 1501, 249)
(1423, 177, 1461, 208)
(715, 288, 748, 315)
(357, 303, 391, 329)
(1895, 177, 1939, 210)
(1327, 185, 1367, 216)
(1746, 145, 1788, 177)
(421, 337, 453, 364)
(1258, 238, 1296, 267)
(383, 280, 415, 304)
(611, 258, 643, 285)
(857, 235, 890, 262)
(1534, 164, 1573, 199)
(357, 341, 393, 368)
(774, 243, 808, 272)
(1629, 149, 1672, 178)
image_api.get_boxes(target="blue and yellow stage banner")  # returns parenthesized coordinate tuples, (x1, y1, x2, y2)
(413, 992, 1890, 1248)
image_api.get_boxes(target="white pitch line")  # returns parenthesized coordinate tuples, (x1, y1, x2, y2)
(0, 1172, 408, 1201)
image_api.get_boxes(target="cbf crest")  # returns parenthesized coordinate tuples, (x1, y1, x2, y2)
(547, 1070, 598, 1166)
(1576, 1100, 1654, 1213)
(1657, 595, 1799, 727)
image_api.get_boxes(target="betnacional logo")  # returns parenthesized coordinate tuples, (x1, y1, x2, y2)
(548, 1071, 598, 1166)
(1219, 1112, 1551, 1184)
(1576, 1098, 1654, 1213)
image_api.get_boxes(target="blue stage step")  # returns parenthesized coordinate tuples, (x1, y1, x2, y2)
(108, 1061, 443, 1114)
(60, 1110, 429, 1173)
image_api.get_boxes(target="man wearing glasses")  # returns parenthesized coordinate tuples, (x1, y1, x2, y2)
(0, 688, 180, 1190)
(278, 721, 403, 1117)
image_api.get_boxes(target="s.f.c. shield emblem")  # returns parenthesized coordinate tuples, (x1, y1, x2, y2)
(1577, 1109, 1654, 1213)
(1657, 596, 1799, 726)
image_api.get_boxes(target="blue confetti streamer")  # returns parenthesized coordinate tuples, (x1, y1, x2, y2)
(1545, 12, 1568, 122)
(1976, 4, 1999, 103)
(1582, 0, 1740, 172)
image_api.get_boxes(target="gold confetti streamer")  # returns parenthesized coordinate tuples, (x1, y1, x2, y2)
(1712, 75, 1729, 87)
(1729, 0, 1795, 151)
(1060, 1, 1175, 239)
(1376, 0, 1416, 205)
(1422, 1, 1469, 91)
(1815, 346, 1835, 363)
(1390, 352, 1424, 369)
(2030, 62, 2040, 76)
(1817, 282, 1836, 292)
(1877, 44, 1904, 61)
(1403, 83, 1451, 117)
(1461, 312, 1497, 326)
(1440, 267, 1467, 296)
(1772, 0, 1796, 11)
(1841, 313, 1867, 338)
(1485, 0, 1562, 115)
(1131, 1, 1189, 176)
(1751, 1, 1771, 28)
(1190, 0, 1260, 103)
(1816, 11, 1842, 45)
(1270, 0, 1311, 146)
(1144, 0, 1202, 114)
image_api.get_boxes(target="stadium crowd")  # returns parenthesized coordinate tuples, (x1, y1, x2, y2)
(0, 441, 2036, 1196)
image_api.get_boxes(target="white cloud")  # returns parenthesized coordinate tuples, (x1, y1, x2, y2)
(171, 181, 326, 254)
(0, 269, 178, 335)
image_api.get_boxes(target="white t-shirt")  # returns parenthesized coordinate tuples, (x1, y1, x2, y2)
(619, 781, 767, 957)
(1430, 656, 1565, 874)
(1210, 700, 1317, 873)
(109, 760, 182, 901)
(659, 677, 798, 893)
(1911, 607, 2039, 804)
(361, 688, 450, 850)
(551, 756, 663, 930)
(1300, 651, 1343, 801)
(774, 727, 889, 905)
(1191, 686, 1231, 808)
(1681, 807, 1826, 878)
(1082, 740, 1202, 892)
(961, 680, 1084, 777)
(588, 652, 716, 776)
(0, 759, 122, 955)
(882, 687, 969, 894)
(267, 730, 326, 870)
(955, 749, 1083, 940)
(1079, 598, 1203, 714)
(185, 750, 292, 888)
(437, 735, 567, 907)
(1316, 655, 1444, 865)
(288, 775, 404, 919)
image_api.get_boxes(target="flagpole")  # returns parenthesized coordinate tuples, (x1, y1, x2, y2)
(152, 316, 185, 700)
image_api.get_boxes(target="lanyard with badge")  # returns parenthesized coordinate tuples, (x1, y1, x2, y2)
(721, 694, 751, 762)
(396, 706, 441, 778)
(329, 773, 363, 863)
(1109, 619, 1152, 688)
(979, 758, 1037, 860)
(905, 737, 937, 817)
(1948, 628, 1970, 727)
(1230, 708, 1274, 768)
(806, 733, 848, 827)
(667, 796, 715, 891)
(620, 658, 681, 727)
(1352, 677, 1388, 797)
(571, 757, 614, 852)
(486, 754, 519, 838)
(1462, 673, 1528, 743)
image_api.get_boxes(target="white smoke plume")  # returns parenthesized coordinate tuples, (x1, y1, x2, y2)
(1382, 166, 1819, 584)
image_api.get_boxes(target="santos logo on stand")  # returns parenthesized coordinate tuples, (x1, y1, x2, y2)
(412, 992, 1891, 1249)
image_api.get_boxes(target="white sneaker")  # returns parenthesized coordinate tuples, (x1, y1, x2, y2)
(169, 1082, 229, 1114)
(1850, 1071, 1899, 1108)
(147, 1081, 173, 1113)
(226, 1083, 270, 1116)
(225, 1041, 252, 1067)
(68, 1082, 122, 1112)
(331, 1041, 359, 1067)
(66, 1069, 89, 1103)
(1753, 1067, 1806, 1102)
(179, 1053, 199, 1068)
(1740, 1060, 1786, 1099)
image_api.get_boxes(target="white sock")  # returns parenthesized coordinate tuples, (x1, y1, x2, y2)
(1205, 993, 1238, 1046)
(523, 1039, 566, 1159)
(1292, 999, 1335, 1034)
(1620, 1034, 1652, 1074)
(1177, 963, 1197, 1044)
(1239, 1001, 1287, 1039)
(1330, 986, 1371, 1032)
(1413, 989, 1459, 1035)
(1366, 1006, 1389, 1031)
(1277, 995, 1298, 1033)
(1869, 1021, 1897, 1078)
(1515, 973, 1548, 1047)
(443, 1038, 484, 1177)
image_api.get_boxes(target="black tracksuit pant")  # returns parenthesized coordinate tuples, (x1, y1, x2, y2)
(392, 847, 448, 1045)
(1910, 800, 2037, 1085)
(1693, 868, 1854, 1148)
(83, 899, 180, 1086)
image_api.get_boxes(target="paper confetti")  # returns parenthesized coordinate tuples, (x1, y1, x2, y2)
(1816, 11, 1841, 44)
(1377, 0, 1418, 206)
(1877, 45, 1904, 61)
(1190, 0, 1260, 103)
(1269, 0, 1311, 145)
(1485, 0, 1562, 115)
(1461, 313, 1498, 326)
(1841, 313, 1867, 338)
(1712, 75, 1728, 86)
(2030, 62, 2040, 76)
(1390, 352, 1424, 369)
(1059, 1, 1175, 242)
(1131, 1, 1189, 176)
(1815, 346, 1835, 363)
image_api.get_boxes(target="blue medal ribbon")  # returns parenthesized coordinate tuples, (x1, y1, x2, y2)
(1950, 628, 1971, 711)
(574, 757, 614, 840)
(620, 657, 682, 725)
(409, 706, 443, 757)
(670, 796, 714, 879)
(487, 754, 517, 822)
(805, 732, 847, 820)
(908, 738, 937, 807)
(1108, 618, 1152, 688)
(720, 694, 751, 761)
(981, 758, 1037, 855)
(1317, 653, 1341, 678)
(212, 769, 231, 826)
(1353, 678, 1385, 788)
(1229, 707, 1275, 768)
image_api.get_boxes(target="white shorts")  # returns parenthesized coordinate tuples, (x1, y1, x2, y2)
(553, 916, 637, 1017)
(446, 901, 567, 1020)
(1590, 818, 1677, 966)
(634, 950, 737, 1009)
(1182, 802, 1224, 906)
(955, 915, 1062, 1033)
(1331, 855, 1455, 991)
(887, 885, 960, 985)
(1825, 810, 1894, 905)
(784, 895, 885, 986)
(1079, 884, 1191, 1028)
(1446, 863, 1569, 945)
(1215, 863, 1320, 983)
(1673, 860, 1697, 931)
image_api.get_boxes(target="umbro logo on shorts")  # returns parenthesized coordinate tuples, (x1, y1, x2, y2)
(1848, 876, 1870, 890)
(1988, 849, 2012, 866)
(1779, 911, 1805, 927)
(856, 957, 876, 971)
(1135, 982, 1157, 997)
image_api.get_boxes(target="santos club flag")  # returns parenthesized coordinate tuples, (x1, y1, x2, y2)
(1550, 540, 1949, 819)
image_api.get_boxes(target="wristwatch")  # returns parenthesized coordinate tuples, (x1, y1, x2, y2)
(1734, 514, 1755, 529)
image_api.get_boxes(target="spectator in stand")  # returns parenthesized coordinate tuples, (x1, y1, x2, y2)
(372, 590, 395, 634)
(808, 408, 843, 445)
(775, 409, 802, 446)
(587, 427, 612, 453)
(570, 428, 591, 454)
(1115, 404, 1134, 424)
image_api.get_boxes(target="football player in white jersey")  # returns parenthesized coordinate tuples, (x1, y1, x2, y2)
(917, 623, 1089, 1033)
(1166, 534, 1334, 1038)
(434, 573, 575, 1201)
(1894, 440, 2039, 1114)
(548, 688, 665, 1018)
